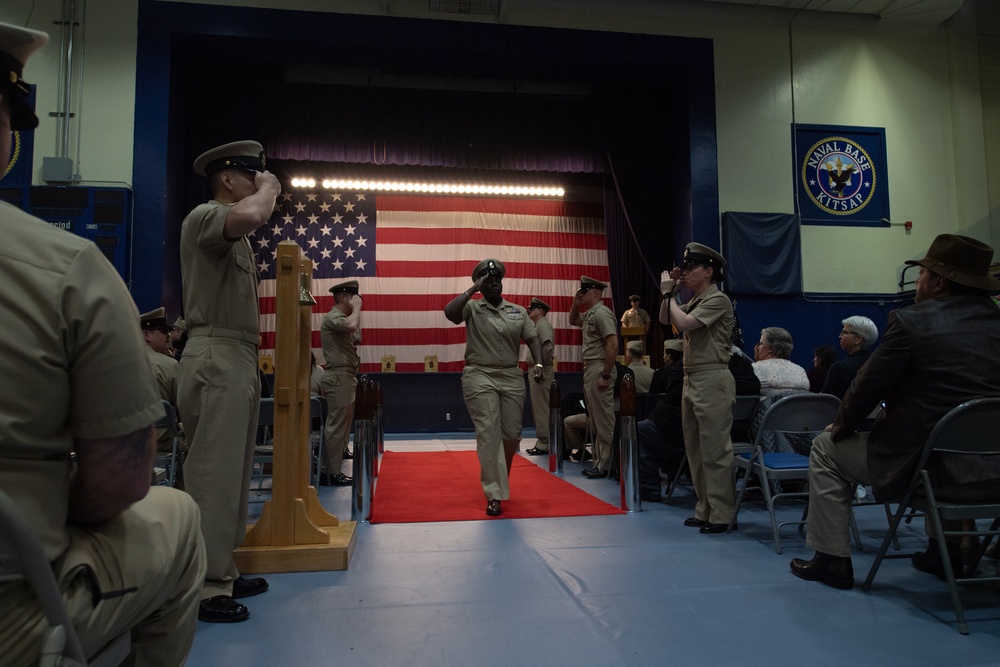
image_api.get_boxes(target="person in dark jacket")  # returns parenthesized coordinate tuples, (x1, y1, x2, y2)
(807, 345, 836, 393)
(790, 234, 1000, 590)
(821, 316, 878, 400)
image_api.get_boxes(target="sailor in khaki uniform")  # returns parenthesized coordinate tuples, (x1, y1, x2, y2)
(445, 259, 544, 516)
(659, 243, 735, 533)
(0, 21, 205, 665)
(178, 140, 280, 622)
(524, 297, 556, 455)
(319, 280, 362, 486)
(569, 276, 618, 478)
(140, 307, 180, 451)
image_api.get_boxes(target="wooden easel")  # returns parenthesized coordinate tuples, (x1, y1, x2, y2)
(234, 241, 357, 573)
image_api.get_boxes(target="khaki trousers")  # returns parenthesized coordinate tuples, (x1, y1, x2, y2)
(527, 365, 554, 449)
(1, 488, 206, 667)
(583, 362, 615, 471)
(462, 366, 525, 501)
(320, 369, 357, 474)
(178, 336, 260, 599)
(682, 368, 735, 524)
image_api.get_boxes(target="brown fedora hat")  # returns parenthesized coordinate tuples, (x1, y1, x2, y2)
(905, 234, 1000, 291)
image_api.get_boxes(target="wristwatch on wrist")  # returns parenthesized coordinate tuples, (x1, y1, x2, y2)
(600, 372, 611, 380)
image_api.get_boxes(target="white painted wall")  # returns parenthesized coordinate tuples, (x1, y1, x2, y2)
(2, 0, 995, 294)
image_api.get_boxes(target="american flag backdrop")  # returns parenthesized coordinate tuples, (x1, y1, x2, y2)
(253, 191, 611, 373)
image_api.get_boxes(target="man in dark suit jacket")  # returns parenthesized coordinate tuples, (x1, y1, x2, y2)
(790, 234, 1000, 590)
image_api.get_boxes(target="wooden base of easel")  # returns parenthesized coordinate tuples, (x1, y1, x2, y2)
(234, 520, 357, 573)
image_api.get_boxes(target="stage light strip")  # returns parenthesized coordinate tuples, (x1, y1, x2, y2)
(289, 177, 565, 198)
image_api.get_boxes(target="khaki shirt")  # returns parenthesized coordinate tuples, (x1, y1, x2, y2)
(680, 284, 733, 367)
(462, 297, 536, 367)
(321, 306, 361, 371)
(0, 203, 162, 561)
(146, 346, 179, 405)
(621, 307, 651, 329)
(582, 302, 617, 363)
(179, 201, 260, 334)
(534, 315, 555, 366)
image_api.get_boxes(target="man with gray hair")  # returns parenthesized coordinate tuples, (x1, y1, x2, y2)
(821, 315, 878, 400)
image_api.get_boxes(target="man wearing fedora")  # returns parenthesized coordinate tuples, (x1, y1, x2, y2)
(525, 297, 556, 456)
(319, 280, 363, 485)
(790, 234, 1000, 590)
(178, 140, 280, 622)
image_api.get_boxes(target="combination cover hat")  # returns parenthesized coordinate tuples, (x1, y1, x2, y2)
(0, 21, 49, 131)
(140, 307, 171, 332)
(904, 234, 999, 291)
(193, 140, 266, 176)
(629, 294, 641, 301)
(683, 242, 727, 270)
(529, 297, 551, 312)
(329, 280, 360, 295)
(579, 275, 607, 291)
(472, 259, 505, 281)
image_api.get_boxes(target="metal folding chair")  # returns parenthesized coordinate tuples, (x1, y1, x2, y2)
(862, 397, 1000, 635)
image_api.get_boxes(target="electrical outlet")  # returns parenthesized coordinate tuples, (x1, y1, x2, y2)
(445, 412, 451, 421)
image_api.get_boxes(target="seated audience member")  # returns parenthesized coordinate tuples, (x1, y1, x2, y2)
(808, 345, 837, 393)
(0, 21, 206, 664)
(752, 327, 810, 395)
(171, 317, 188, 360)
(638, 339, 685, 502)
(821, 316, 878, 400)
(728, 345, 762, 441)
(624, 341, 654, 393)
(790, 234, 1000, 590)
(564, 361, 634, 464)
(310, 352, 324, 396)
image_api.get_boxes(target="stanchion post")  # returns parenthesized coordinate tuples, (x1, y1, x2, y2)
(548, 380, 562, 473)
(375, 382, 384, 456)
(618, 374, 641, 512)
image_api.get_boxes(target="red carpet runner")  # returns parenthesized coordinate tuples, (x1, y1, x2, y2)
(370, 450, 625, 523)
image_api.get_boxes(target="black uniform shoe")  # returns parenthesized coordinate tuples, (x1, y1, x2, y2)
(232, 576, 269, 599)
(321, 472, 353, 486)
(343, 448, 353, 459)
(699, 522, 735, 534)
(581, 467, 609, 479)
(198, 596, 249, 623)
(524, 447, 548, 456)
(790, 552, 855, 590)
(683, 517, 709, 528)
(640, 490, 663, 503)
(486, 500, 502, 516)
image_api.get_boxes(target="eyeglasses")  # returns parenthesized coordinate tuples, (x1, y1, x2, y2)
(839, 330, 859, 337)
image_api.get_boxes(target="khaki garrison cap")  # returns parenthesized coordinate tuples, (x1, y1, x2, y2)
(664, 339, 684, 353)
(193, 140, 266, 177)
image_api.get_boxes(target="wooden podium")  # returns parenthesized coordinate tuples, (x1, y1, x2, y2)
(620, 325, 647, 354)
(234, 241, 357, 573)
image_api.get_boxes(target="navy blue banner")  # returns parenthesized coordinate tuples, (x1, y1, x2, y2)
(793, 124, 889, 227)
